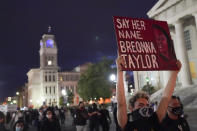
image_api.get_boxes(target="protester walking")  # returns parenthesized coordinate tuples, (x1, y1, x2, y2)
(41, 107, 61, 131)
(88, 103, 101, 131)
(99, 104, 111, 131)
(161, 95, 190, 131)
(0, 111, 9, 131)
(13, 119, 28, 131)
(74, 101, 89, 131)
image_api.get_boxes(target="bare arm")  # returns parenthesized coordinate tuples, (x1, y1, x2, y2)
(116, 56, 128, 129)
(156, 60, 182, 123)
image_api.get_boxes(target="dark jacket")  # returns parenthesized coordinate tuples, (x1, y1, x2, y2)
(41, 118, 61, 131)
(74, 108, 88, 126)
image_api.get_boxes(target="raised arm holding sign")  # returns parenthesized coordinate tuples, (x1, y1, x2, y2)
(114, 16, 181, 131)
(116, 56, 181, 130)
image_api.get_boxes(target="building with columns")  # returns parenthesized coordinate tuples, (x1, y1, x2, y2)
(27, 30, 90, 108)
(134, 0, 197, 90)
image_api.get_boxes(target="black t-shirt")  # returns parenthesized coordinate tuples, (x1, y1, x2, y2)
(125, 112, 160, 131)
(161, 115, 190, 131)
(75, 108, 88, 125)
(88, 107, 100, 122)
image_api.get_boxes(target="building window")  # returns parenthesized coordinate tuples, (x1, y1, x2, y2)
(50, 87, 51, 94)
(49, 75, 51, 82)
(45, 87, 47, 94)
(61, 87, 63, 91)
(60, 76, 63, 81)
(54, 86, 55, 94)
(184, 30, 192, 50)
(45, 76, 47, 82)
(53, 75, 55, 81)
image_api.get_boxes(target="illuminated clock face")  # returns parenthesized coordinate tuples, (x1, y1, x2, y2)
(46, 39, 54, 48)
(48, 60, 52, 65)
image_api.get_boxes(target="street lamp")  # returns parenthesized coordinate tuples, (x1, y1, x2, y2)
(61, 89, 66, 96)
(109, 74, 116, 82)
(61, 89, 67, 105)
(16, 92, 19, 95)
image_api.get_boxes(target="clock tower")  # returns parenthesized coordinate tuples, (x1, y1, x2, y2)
(39, 26, 59, 106)
(39, 27, 58, 70)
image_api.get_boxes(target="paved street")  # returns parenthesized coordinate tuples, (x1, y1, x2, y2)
(185, 108, 197, 131)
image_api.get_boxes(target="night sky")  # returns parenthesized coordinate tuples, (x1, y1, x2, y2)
(0, 0, 158, 101)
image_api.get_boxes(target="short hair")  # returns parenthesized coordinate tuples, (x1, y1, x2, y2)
(129, 91, 149, 107)
(78, 101, 84, 106)
(171, 95, 183, 108)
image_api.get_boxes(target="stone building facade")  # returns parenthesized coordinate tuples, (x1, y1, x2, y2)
(134, 0, 197, 90)
(27, 32, 90, 108)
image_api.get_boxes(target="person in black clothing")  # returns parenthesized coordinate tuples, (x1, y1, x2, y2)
(60, 107, 65, 125)
(41, 107, 61, 131)
(88, 103, 101, 131)
(99, 104, 111, 131)
(6, 112, 11, 125)
(112, 104, 121, 131)
(161, 96, 190, 131)
(75, 101, 89, 131)
(0, 111, 9, 131)
(116, 56, 182, 131)
(13, 119, 28, 131)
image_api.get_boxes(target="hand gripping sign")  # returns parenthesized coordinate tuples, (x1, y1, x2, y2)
(113, 16, 178, 71)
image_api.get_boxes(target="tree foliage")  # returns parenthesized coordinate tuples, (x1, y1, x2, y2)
(59, 96, 64, 106)
(142, 83, 156, 95)
(78, 57, 115, 101)
(67, 89, 74, 104)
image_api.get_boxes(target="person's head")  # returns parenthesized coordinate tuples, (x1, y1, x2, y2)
(129, 91, 149, 111)
(78, 101, 84, 109)
(167, 96, 183, 119)
(100, 104, 106, 109)
(92, 103, 97, 109)
(14, 119, 25, 131)
(0, 111, 5, 124)
(45, 107, 55, 120)
(152, 24, 175, 59)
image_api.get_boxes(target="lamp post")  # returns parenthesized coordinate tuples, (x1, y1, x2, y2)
(16, 92, 20, 107)
(61, 89, 67, 105)
(146, 77, 150, 95)
(109, 74, 117, 109)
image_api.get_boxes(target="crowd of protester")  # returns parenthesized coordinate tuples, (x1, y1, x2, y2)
(0, 56, 191, 131)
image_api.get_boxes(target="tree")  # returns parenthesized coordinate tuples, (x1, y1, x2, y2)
(59, 96, 64, 106)
(67, 89, 74, 104)
(142, 84, 156, 95)
(78, 57, 115, 101)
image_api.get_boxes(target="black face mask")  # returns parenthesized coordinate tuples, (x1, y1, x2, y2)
(132, 107, 154, 121)
(170, 106, 183, 116)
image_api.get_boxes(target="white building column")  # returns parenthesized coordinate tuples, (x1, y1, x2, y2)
(134, 71, 140, 91)
(174, 19, 192, 87)
(192, 13, 197, 29)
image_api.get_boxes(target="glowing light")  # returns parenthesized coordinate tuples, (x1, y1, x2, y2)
(110, 74, 116, 82)
(62, 89, 66, 96)
(46, 39, 54, 48)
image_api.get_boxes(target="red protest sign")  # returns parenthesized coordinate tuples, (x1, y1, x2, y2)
(113, 16, 178, 71)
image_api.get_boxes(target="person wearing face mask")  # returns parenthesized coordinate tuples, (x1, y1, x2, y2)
(161, 96, 190, 131)
(13, 119, 28, 131)
(74, 101, 89, 131)
(41, 108, 61, 131)
(116, 56, 182, 131)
